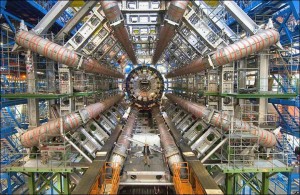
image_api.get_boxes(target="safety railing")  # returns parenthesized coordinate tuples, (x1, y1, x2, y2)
(99, 162, 120, 195)
(172, 162, 194, 195)
(225, 152, 292, 170)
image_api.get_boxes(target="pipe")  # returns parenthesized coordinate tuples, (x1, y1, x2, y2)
(20, 94, 125, 147)
(60, 118, 93, 163)
(166, 29, 280, 78)
(100, 1, 137, 64)
(151, 106, 183, 169)
(152, 1, 189, 65)
(109, 108, 137, 167)
(200, 138, 228, 163)
(15, 31, 124, 79)
(165, 94, 277, 147)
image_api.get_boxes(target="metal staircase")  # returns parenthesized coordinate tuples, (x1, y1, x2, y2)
(272, 104, 300, 137)
(1, 108, 20, 128)
(276, 133, 298, 164)
(1, 139, 16, 165)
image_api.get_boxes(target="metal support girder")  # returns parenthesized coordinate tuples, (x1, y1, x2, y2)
(26, 51, 40, 129)
(162, 112, 223, 195)
(196, 1, 238, 42)
(63, 173, 70, 194)
(0, 10, 35, 32)
(19, 93, 124, 147)
(1, 172, 13, 194)
(201, 138, 228, 163)
(32, 1, 73, 35)
(152, 1, 189, 65)
(289, 1, 299, 20)
(165, 94, 277, 147)
(15, 31, 124, 78)
(261, 172, 270, 195)
(166, 29, 279, 78)
(26, 172, 70, 194)
(239, 173, 260, 194)
(223, 1, 259, 35)
(183, 7, 227, 50)
(27, 173, 35, 195)
(55, 1, 98, 41)
(71, 124, 123, 194)
(63, 6, 105, 52)
(226, 173, 234, 195)
(258, 51, 269, 124)
(100, 1, 137, 64)
(236, 173, 259, 194)
(287, 172, 292, 194)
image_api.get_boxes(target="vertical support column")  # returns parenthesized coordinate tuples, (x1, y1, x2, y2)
(28, 172, 36, 194)
(92, 75, 97, 103)
(48, 100, 56, 119)
(63, 173, 70, 194)
(50, 179, 54, 194)
(226, 173, 234, 195)
(46, 60, 56, 93)
(186, 76, 189, 97)
(221, 63, 235, 113)
(6, 173, 12, 195)
(261, 172, 270, 195)
(237, 59, 246, 117)
(207, 70, 219, 109)
(259, 51, 269, 124)
(57, 173, 62, 193)
(46, 59, 56, 119)
(238, 59, 246, 104)
(59, 68, 75, 116)
(287, 172, 292, 194)
(26, 51, 40, 129)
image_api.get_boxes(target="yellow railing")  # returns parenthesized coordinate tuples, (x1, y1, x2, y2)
(100, 162, 120, 195)
(90, 162, 120, 195)
(173, 162, 194, 195)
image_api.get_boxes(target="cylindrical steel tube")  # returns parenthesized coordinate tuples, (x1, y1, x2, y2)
(152, 25, 176, 65)
(101, 1, 138, 64)
(152, 106, 183, 168)
(166, 29, 279, 78)
(166, 94, 277, 147)
(152, 1, 189, 65)
(166, 1, 189, 22)
(99, 1, 121, 22)
(110, 109, 137, 166)
(20, 94, 125, 147)
(15, 31, 124, 78)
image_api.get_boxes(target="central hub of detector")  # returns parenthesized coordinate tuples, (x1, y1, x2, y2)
(125, 66, 164, 109)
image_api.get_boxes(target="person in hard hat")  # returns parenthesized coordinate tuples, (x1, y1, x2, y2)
(143, 144, 151, 167)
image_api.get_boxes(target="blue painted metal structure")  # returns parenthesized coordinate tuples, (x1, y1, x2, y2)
(0, 172, 26, 194)
(0, 0, 74, 33)
(227, 1, 299, 46)
(0, 0, 299, 194)
(226, 1, 299, 194)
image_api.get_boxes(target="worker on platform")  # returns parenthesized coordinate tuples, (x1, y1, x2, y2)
(143, 144, 151, 167)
